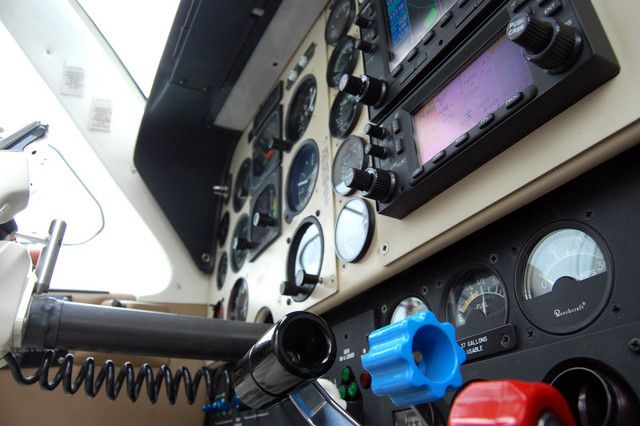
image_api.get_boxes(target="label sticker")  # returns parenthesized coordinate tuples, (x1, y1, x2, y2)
(61, 62, 85, 97)
(89, 98, 113, 132)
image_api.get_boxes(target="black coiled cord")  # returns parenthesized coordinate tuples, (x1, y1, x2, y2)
(3, 350, 233, 405)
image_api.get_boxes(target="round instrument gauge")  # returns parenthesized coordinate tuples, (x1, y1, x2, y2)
(516, 224, 613, 335)
(327, 36, 358, 88)
(217, 211, 230, 247)
(286, 140, 319, 219)
(335, 198, 374, 262)
(390, 296, 430, 324)
(217, 252, 228, 290)
(228, 278, 249, 321)
(286, 75, 317, 143)
(233, 159, 251, 212)
(329, 91, 362, 139)
(446, 266, 508, 339)
(286, 217, 324, 302)
(251, 183, 279, 244)
(332, 136, 367, 196)
(252, 108, 281, 182)
(325, 0, 355, 45)
(231, 215, 250, 272)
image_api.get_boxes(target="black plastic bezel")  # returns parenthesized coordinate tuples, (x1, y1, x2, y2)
(231, 214, 250, 272)
(233, 158, 252, 213)
(227, 278, 249, 321)
(252, 105, 283, 189)
(249, 168, 282, 261)
(285, 75, 317, 143)
(329, 90, 363, 139)
(325, 0, 356, 45)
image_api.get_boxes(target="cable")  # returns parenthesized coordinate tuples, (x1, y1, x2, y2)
(3, 350, 222, 405)
(45, 143, 106, 246)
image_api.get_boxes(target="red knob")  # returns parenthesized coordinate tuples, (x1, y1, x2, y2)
(449, 380, 575, 426)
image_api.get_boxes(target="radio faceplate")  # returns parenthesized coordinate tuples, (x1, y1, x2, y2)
(361, 0, 618, 219)
(355, 0, 506, 121)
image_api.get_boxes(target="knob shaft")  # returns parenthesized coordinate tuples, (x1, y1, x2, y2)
(364, 123, 387, 139)
(268, 137, 293, 152)
(280, 281, 303, 296)
(353, 15, 374, 29)
(365, 143, 388, 159)
(344, 168, 374, 191)
(232, 237, 255, 251)
(339, 74, 365, 96)
(253, 212, 276, 227)
(295, 270, 321, 286)
(355, 39, 376, 53)
(507, 13, 581, 72)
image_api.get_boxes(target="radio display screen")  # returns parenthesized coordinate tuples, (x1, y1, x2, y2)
(385, 0, 457, 71)
(412, 36, 533, 165)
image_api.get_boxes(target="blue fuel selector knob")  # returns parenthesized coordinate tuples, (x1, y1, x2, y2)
(361, 311, 466, 407)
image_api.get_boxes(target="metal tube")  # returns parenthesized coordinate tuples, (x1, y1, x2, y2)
(34, 220, 66, 294)
(22, 296, 271, 362)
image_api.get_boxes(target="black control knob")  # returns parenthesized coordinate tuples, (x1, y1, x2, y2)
(353, 15, 374, 29)
(344, 167, 374, 192)
(364, 123, 387, 139)
(363, 167, 395, 202)
(232, 237, 255, 251)
(339, 74, 387, 107)
(280, 280, 312, 297)
(339, 74, 366, 95)
(253, 212, 276, 228)
(295, 270, 321, 286)
(268, 137, 293, 152)
(507, 13, 581, 72)
(365, 143, 388, 159)
(355, 39, 376, 53)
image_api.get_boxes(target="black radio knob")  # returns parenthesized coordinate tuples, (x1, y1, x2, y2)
(268, 137, 293, 152)
(364, 123, 387, 139)
(344, 167, 374, 192)
(355, 39, 376, 53)
(353, 15, 374, 29)
(253, 212, 276, 228)
(295, 270, 321, 287)
(232, 237, 255, 251)
(365, 143, 388, 159)
(507, 13, 581, 72)
(339, 74, 387, 107)
(363, 167, 395, 202)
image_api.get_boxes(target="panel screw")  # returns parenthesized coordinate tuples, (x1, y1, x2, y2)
(526, 328, 535, 340)
(201, 253, 212, 263)
(584, 210, 594, 221)
(629, 338, 640, 353)
(381, 304, 388, 314)
(420, 286, 428, 295)
(489, 253, 498, 264)
(500, 334, 512, 348)
(611, 302, 622, 317)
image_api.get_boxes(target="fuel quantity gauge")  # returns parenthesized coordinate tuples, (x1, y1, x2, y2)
(446, 266, 508, 339)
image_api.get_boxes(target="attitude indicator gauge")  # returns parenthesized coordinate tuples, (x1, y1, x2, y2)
(285, 75, 317, 143)
(516, 225, 613, 334)
(446, 266, 508, 339)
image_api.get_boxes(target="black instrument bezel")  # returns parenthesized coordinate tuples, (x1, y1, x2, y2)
(334, 197, 375, 263)
(249, 169, 282, 261)
(251, 105, 283, 189)
(286, 216, 324, 302)
(284, 139, 320, 223)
